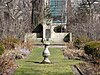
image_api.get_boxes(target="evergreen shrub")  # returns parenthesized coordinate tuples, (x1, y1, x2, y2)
(0, 43, 4, 55)
(84, 41, 100, 59)
(74, 37, 91, 49)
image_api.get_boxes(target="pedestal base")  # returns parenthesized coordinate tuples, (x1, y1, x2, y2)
(41, 56, 51, 64)
(41, 44, 51, 64)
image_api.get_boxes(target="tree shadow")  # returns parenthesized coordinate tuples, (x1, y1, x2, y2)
(25, 60, 41, 64)
(25, 60, 54, 64)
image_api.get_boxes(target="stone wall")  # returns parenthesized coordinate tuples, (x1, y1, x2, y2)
(25, 23, 71, 44)
(50, 25, 68, 44)
(25, 32, 68, 44)
(50, 33, 68, 44)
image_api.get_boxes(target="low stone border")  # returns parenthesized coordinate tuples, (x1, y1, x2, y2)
(72, 65, 84, 75)
(72, 62, 100, 75)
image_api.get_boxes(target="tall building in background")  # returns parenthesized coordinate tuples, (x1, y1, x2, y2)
(50, 0, 82, 23)
(50, 0, 66, 23)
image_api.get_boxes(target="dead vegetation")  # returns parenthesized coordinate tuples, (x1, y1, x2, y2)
(0, 37, 34, 75)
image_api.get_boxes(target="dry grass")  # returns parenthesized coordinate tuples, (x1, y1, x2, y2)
(0, 51, 17, 75)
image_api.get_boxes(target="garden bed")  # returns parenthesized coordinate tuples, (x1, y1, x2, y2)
(73, 62, 100, 75)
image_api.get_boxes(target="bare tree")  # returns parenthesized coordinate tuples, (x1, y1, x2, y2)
(0, 0, 32, 40)
(66, 0, 74, 33)
(71, 0, 100, 40)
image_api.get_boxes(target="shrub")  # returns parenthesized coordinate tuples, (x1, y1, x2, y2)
(0, 43, 5, 55)
(2, 37, 20, 50)
(0, 52, 17, 75)
(74, 39, 81, 49)
(63, 48, 85, 60)
(74, 37, 91, 49)
(84, 41, 100, 59)
(21, 41, 33, 51)
(63, 34, 70, 42)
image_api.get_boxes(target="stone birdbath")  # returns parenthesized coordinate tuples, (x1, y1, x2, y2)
(41, 40, 51, 64)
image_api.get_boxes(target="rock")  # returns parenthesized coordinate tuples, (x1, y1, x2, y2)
(74, 57, 81, 60)
(64, 56, 69, 60)
(19, 48, 30, 56)
(15, 54, 24, 59)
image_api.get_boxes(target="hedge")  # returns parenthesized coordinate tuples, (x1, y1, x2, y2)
(0, 43, 5, 55)
(84, 41, 100, 59)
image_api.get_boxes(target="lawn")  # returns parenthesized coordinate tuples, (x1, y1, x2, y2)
(13, 47, 82, 75)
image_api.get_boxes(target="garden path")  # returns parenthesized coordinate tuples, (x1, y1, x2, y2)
(13, 48, 81, 75)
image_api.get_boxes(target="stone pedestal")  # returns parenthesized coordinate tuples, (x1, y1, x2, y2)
(41, 44, 51, 64)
